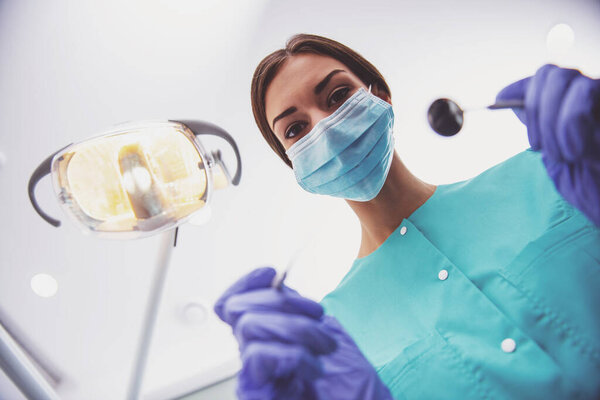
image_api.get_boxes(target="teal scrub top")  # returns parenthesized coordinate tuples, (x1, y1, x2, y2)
(321, 149, 600, 400)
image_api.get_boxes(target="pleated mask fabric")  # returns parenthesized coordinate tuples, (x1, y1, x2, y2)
(285, 87, 395, 201)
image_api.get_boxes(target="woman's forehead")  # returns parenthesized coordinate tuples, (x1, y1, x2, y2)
(265, 54, 350, 122)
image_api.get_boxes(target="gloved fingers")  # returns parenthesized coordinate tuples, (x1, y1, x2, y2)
(496, 76, 529, 124)
(319, 314, 348, 336)
(240, 341, 323, 387)
(237, 376, 310, 400)
(319, 315, 369, 361)
(542, 154, 600, 226)
(274, 377, 319, 400)
(557, 75, 600, 161)
(525, 64, 557, 151)
(234, 311, 337, 355)
(538, 66, 581, 160)
(222, 288, 324, 326)
(214, 267, 276, 322)
(236, 384, 276, 400)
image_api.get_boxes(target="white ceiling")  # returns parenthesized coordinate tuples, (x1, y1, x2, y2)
(1, 0, 599, 399)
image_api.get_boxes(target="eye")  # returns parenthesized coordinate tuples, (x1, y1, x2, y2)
(285, 122, 307, 139)
(328, 87, 350, 108)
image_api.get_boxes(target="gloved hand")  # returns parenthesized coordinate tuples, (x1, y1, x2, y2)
(214, 267, 394, 400)
(496, 64, 600, 226)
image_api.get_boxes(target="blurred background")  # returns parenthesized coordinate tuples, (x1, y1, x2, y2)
(1, 0, 599, 398)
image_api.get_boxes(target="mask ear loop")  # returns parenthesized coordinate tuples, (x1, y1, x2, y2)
(368, 84, 372, 93)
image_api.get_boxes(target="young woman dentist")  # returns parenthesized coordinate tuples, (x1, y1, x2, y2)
(214, 34, 600, 400)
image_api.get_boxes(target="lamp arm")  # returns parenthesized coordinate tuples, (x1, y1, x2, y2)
(0, 321, 60, 400)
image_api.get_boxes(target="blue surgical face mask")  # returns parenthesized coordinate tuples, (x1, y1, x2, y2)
(285, 87, 395, 202)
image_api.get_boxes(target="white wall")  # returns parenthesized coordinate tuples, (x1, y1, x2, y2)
(1, 0, 599, 399)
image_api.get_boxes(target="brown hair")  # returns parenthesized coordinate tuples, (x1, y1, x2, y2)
(250, 33, 392, 168)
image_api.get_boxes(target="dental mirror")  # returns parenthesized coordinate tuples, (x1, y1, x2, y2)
(427, 98, 525, 136)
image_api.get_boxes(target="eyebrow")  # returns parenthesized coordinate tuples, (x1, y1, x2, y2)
(271, 69, 346, 129)
(314, 69, 344, 95)
(272, 106, 297, 129)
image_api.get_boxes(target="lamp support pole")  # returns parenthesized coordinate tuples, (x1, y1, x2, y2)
(126, 228, 177, 400)
(0, 228, 176, 400)
(0, 321, 60, 400)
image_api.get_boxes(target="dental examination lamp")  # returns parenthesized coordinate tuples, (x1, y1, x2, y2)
(1, 120, 241, 400)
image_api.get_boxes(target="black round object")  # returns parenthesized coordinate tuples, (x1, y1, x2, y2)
(427, 98, 464, 137)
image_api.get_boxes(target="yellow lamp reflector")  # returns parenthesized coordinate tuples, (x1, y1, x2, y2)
(53, 123, 208, 234)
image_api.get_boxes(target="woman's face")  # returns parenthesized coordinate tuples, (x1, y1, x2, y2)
(265, 53, 387, 151)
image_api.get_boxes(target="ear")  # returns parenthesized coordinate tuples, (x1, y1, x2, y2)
(371, 83, 392, 105)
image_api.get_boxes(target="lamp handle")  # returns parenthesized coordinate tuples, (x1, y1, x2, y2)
(175, 120, 242, 186)
(27, 145, 70, 227)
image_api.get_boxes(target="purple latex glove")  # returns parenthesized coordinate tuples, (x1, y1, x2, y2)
(496, 64, 600, 226)
(214, 267, 393, 400)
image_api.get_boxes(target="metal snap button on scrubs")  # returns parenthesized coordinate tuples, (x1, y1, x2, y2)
(438, 269, 449, 281)
(501, 338, 516, 353)
(400, 226, 407, 235)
